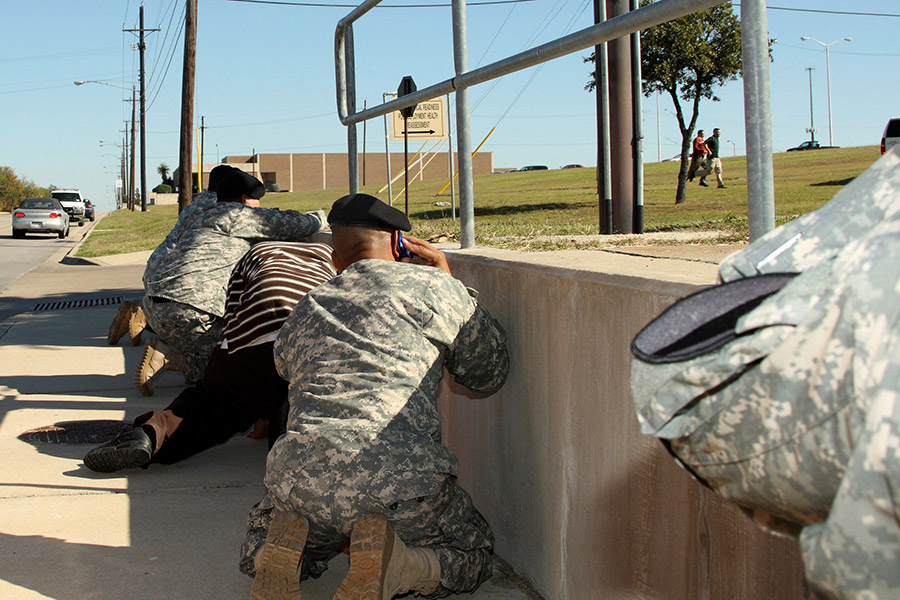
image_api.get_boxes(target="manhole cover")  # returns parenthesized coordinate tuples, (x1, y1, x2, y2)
(19, 420, 131, 445)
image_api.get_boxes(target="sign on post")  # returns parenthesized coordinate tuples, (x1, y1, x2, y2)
(390, 96, 446, 141)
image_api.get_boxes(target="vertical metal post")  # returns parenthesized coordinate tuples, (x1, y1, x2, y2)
(630, 0, 643, 234)
(447, 93, 456, 222)
(741, 0, 775, 240)
(346, 24, 359, 195)
(825, 45, 834, 147)
(806, 67, 816, 143)
(383, 92, 393, 205)
(452, 0, 475, 248)
(594, 0, 612, 234)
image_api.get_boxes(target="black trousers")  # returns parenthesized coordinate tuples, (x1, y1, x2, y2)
(151, 342, 288, 465)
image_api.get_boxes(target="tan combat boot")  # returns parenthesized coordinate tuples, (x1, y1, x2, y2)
(135, 339, 187, 396)
(107, 300, 135, 345)
(128, 304, 147, 346)
(335, 513, 441, 600)
(251, 510, 309, 600)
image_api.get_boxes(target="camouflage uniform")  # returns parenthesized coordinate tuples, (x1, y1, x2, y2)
(631, 149, 900, 599)
(141, 200, 324, 381)
(242, 259, 509, 597)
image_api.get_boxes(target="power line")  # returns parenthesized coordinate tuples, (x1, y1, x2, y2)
(733, 2, 900, 18)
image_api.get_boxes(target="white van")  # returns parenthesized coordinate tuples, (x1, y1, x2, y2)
(881, 118, 900, 155)
(50, 189, 87, 226)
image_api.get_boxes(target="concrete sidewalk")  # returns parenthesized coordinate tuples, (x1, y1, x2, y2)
(0, 244, 539, 599)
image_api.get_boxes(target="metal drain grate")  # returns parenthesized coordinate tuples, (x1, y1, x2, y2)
(19, 420, 131, 445)
(30, 296, 124, 312)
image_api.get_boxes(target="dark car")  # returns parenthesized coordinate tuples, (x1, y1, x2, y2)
(12, 198, 70, 239)
(84, 199, 95, 221)
(561, 164, 584, 169)
(881, 117, 900, 155)
(517, 165, 548, 172)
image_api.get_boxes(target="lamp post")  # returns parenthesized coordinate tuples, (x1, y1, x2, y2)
(725, 139, 736, 156)
(800, 37, 852, 147)
(806, 67, 817, 143)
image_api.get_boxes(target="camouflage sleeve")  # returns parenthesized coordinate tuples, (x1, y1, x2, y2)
(445, 297, 509, 394)
(228, 206, 324, 242)
(799, 385, 900, 599)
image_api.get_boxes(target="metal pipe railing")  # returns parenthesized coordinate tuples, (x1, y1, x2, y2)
(334, 0, 775, 244)
(741, 0, 776, 240)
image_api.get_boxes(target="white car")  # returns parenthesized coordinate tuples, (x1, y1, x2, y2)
(882, 118, 900, 155)
(50, 189, 87, 226)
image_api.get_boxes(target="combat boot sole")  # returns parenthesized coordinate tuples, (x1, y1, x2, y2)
(250, 510, 308, 600)
(129, 305, 147, 346)
(107, 300, 133, 345)
(83, 428, 152, 473)
(334, 513, 394, 600)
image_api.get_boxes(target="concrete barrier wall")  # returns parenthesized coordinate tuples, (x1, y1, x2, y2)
(440, 249, 817, 600)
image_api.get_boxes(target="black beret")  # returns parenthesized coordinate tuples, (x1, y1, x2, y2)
(217, 170, 266, 201)
(208, 165, 238, 191)
(328, 193, 411, 231)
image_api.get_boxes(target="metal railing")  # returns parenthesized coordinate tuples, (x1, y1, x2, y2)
(335, 0, 775, 247)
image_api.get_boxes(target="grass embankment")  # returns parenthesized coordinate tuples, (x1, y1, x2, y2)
(78, 145, 881, 258)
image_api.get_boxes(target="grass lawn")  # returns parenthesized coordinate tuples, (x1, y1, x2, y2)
(77, 145, 881, 258)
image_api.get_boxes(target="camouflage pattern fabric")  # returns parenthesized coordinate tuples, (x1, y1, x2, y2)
(631, 150, 900, 599)
(142, 202, 324, 318)
(141, 296, 223, 382)
(252, 259, 508, 595)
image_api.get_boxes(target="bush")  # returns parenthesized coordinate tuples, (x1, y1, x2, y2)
(267, 183, 281, 193)
(153, 184, 173, 194)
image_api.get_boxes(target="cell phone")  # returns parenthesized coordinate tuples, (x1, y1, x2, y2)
(397, 232, 414, 260)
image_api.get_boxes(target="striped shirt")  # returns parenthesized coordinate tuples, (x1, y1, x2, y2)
(220, 241, 336, 353)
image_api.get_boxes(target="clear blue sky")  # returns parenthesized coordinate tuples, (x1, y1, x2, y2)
(2, 0, 897, 212)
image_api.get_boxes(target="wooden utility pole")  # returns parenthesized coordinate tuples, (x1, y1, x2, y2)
(178, 0, 198, 212)
(124, 6, 158, 212)
(130, 87, 137, 211)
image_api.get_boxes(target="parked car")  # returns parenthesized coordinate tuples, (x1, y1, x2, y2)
(786, 140, 839, 152)
(12, 198, 70, 239)
(561, 164, 584, 169)
(84, 199, 95, 221)
(881, 117, 900, 155)
(517, 165, 548, 171)
(50, 189, 86, 226)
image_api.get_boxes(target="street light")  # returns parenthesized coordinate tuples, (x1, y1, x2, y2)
(74, 80, 132, 90)
(725, 139, 736, 156)
(800, 36, 852, 147)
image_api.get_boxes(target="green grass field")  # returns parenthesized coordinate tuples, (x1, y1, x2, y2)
(77, 145, 882, 258)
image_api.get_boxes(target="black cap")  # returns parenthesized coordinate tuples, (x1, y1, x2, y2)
(208, 165, 238, 192)
(217, 170, 266, 201)
(328, 193, 411, 231)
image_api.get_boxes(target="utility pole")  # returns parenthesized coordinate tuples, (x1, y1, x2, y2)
(125, 5, 159, 212)
(178, 0, 198, 212)
(130, 87, 137, 211)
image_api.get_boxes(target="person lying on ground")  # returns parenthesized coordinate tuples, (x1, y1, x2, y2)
(85, 240, 336, 472)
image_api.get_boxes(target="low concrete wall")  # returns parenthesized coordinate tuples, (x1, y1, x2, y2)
(440, 248, 815, 600)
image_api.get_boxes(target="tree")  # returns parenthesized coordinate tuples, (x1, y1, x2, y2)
(587, 2, 747, 204)
(157, 162, 170, 183)
(0, 166, 26, 212)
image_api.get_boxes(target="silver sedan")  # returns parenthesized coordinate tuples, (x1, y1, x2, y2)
(12, 198, 70, 239)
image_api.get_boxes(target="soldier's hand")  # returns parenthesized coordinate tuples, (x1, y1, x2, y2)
(399, 235, 452, 275)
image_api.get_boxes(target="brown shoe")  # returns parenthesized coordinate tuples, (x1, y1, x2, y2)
(335, 514, 440, 600)
(128, 304, 147, 346)
(135, 339, 186, 396)
(250, 510, 308, 600)
(107, 300, 134, 345)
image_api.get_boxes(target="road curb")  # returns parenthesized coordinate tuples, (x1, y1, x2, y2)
(61, 213, 107, 266)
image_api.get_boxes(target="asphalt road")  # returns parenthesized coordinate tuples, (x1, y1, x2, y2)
(0, 213, 94, 294)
